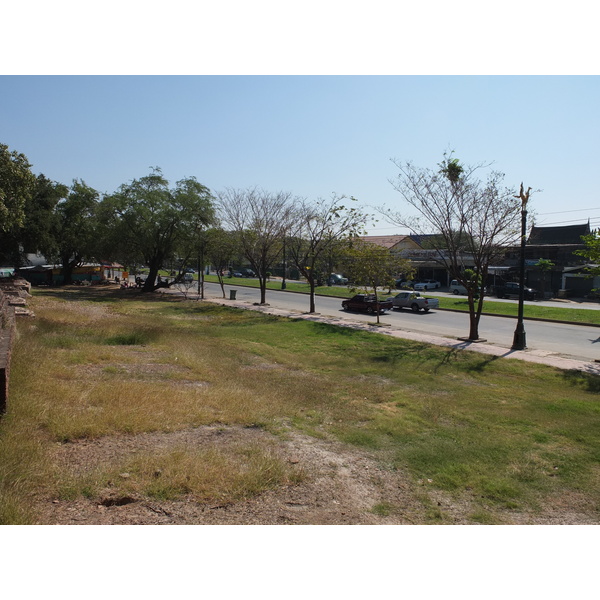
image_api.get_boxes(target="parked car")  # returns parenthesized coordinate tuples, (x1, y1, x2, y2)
(494, 282, 537, 300)
(341, 294, 393, 314)
(414, 279, 441, 291)
(449, 280, 487, 296)
(328, 273, 348, 285)
(449, 279, 468, 295)
(391, 291, 439, 313)
(395, 279, 414, 289)
(232, 272, 243, 277)
(238, 268, 255, 277)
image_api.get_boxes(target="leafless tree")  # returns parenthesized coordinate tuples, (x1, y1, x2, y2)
(205, 227, 240, 298)
(175, 277, 196, 299)
(217, 188, 296, 305)
(383, 153, 523, 341)
(287, 196, 367, 313)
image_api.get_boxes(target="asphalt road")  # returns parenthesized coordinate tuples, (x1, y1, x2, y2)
(198, 282, 600, 364)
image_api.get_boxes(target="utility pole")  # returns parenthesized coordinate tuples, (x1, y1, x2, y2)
(512, 183, 531, 350)
(281, 236, 287, 290)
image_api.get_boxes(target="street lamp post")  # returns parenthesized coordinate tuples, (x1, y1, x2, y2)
(281, 236, 287, 290)
(512, 183, 531, 350)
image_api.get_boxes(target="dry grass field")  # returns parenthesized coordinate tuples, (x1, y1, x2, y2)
(1, 285, 600, 525)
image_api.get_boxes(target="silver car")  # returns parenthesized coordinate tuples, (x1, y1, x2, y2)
(414, 279, 440, 291)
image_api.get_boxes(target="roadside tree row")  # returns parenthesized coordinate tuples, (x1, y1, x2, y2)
(1, 143, 382, 312)
(2, 141, 541, 339)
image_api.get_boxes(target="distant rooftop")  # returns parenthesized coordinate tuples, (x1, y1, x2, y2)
(360, 235, 418, 249)
(528, 223, 590, 245)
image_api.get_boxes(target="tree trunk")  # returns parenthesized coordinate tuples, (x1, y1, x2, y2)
(60, 254, 76, 285)
(217, 272, 226, 298)
(467, 293, 480, 340)
(143, 262, 161, 292)
(61, 264, 74, 285)
(539, 270, 547, 298)
(198, 250, 205, 300)
(258, 274, 267, 304)
(309, 276, 316, 313)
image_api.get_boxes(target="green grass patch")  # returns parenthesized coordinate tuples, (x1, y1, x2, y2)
(433, 296, 600, 325)
(370, 502, 397, 516)
(2, 286, 600, 523)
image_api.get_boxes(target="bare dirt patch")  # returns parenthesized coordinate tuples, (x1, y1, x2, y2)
(35, 424, 600, 525)
(38, 425, 426, 524)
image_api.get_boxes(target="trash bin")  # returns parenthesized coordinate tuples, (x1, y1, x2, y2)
(229, 290, 237, 300)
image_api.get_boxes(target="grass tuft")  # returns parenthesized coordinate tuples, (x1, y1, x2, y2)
(370, 502, 396, 516)
(104, 332, 149, 346)
(55, 443, 305, 504)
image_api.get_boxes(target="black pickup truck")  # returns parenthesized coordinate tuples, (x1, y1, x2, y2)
(341, 294, 394, 314)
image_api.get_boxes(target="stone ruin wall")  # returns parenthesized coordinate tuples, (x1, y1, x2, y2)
(0, 278, 33, 413)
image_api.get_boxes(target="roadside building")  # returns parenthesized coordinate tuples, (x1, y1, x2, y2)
(17, 262, 127, 286)
(359, 221, 599, 297)
(499, 223, 597, 298)
(359, 235, 421, 254)
(101, 262, 127, 281)
(359, 234, 475, 285)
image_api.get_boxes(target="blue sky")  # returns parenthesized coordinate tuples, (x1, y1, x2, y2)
(2, 75, 598, 234)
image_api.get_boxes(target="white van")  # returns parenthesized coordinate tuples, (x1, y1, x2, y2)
(449, 280, 468, 295)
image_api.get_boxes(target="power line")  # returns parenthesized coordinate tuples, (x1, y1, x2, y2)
(538, 207, 600, 216)
(536, 217, 599, 227)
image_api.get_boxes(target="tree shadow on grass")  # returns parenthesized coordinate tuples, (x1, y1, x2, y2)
(307, 321, 376, 337)
(31, 285, 183, 304)
(369, 338, 505, 375)
(462, 353, 501, 373)
(562, 369, 600, 393)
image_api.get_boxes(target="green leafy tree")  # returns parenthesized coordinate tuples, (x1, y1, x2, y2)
(287, 196, 368, 313)
(100, 169, 215, 292)
(0, 174, 68, 267)
(217, 187, 295, 304)
(576, 231, 600, 268)
(575, 231, 600, 295)
(172, 204, 218, 296)
(342, 238, 412, 324)
(51, 180, 99, 285)
(383, 152, 523, 341)
(0, 143, 36, 237)
(26, 176, 69, 261)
